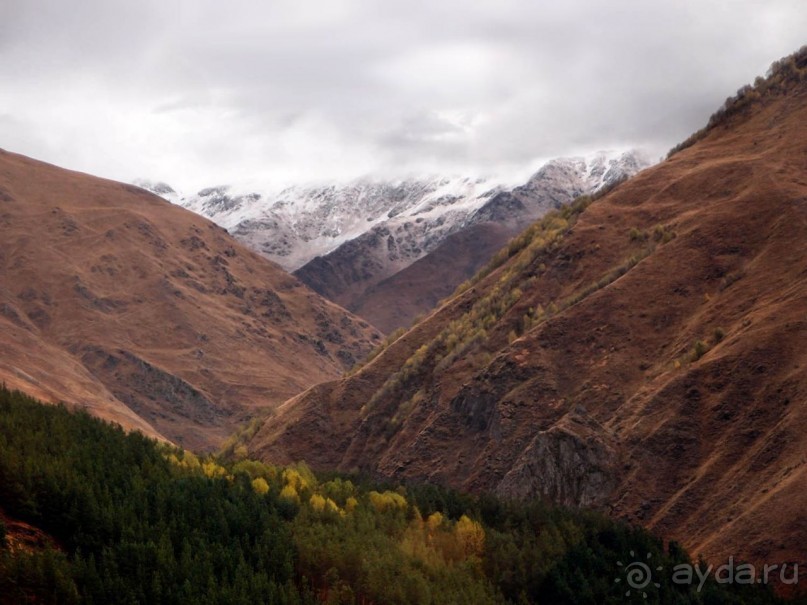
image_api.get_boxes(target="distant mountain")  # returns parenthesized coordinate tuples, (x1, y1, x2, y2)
(247, 50, 807, 581)
(295, 151, 649, 332)
(136, 175, 506, 271)
(0, 150, 381, 450)
(140, 150, 650, 332)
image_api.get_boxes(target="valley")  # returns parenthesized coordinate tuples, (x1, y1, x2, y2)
(1, 13, 805, 600)
(247, 50, 807, 582)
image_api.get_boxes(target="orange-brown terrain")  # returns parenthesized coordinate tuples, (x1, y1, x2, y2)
(0, 507, 61, 555)
(0, 151, 381, 450)
(349, 222, 517, 333)
(250, 53, 807, 574)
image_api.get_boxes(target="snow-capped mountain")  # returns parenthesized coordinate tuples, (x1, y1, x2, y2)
(137, 150, 650, 275)
(288, 150, 651, 331)
(139, 176, 506, 271)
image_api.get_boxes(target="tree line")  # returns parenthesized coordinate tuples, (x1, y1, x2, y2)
(0, 386, 797, 604)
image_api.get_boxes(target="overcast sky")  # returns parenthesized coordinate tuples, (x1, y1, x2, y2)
(0, 0, 804, 191)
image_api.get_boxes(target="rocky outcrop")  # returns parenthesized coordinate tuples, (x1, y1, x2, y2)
(496, 421, 618, 507)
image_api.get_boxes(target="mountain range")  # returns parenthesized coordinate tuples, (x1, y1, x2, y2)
(139, 150, 649, 332)
(246, 50, 807, 578)
(2, 43, 806, 601)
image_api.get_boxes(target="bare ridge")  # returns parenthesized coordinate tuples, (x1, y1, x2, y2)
(0, 150, 381, 450)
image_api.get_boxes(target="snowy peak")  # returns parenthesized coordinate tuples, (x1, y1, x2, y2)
(132, 179, 181, 205)
(141, 175, 506, 270)
(522, 150, 648, 195)
(136, 150, 651, 272)
(471, 149, 648, 225)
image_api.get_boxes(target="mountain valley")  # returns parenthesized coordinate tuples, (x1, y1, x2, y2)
(248, 51, 807, 578)
(141, 151, 649, 332)
(1, 25, 806, 603)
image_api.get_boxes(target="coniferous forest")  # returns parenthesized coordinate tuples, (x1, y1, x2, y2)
(0, 387, 796, 604)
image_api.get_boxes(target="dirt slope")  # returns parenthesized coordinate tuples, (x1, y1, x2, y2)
(0, 150, 381, 450)
(249, 51, 807, 572)
(349, 222, 517, 333)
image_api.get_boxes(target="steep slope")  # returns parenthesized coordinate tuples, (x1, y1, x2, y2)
(0, 150, 381, 450)
(294, 151, 647, 332)
(249, 50, 807, 573)
(140, 152, 647, 333)
(348, 222, 515, 333)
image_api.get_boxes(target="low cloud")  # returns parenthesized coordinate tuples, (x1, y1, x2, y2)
(1, 0, 805, 189)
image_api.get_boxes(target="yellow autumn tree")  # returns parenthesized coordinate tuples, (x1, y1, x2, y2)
(202, 461, 227, 479)
(454, 515, 485, 558)
(279, 484, 300, 504)
(251, 477, 269, 495)
(426, 511, 443, 533)
(309, 493, 326, 512)
(165, 449, 201, 471)
(282, 466, 314, 491)
(368, 490, 407, 513)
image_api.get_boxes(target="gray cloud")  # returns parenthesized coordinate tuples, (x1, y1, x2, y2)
(0, 0, 804, 189)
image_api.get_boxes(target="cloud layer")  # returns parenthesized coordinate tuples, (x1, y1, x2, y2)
(1, 0, 805, 189)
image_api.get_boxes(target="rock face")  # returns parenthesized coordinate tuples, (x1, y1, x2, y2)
(142, 151, 649, 332)
(0, 150, 381, 451)
(247, 61, 807, 576)
(496, 423, 618, 507)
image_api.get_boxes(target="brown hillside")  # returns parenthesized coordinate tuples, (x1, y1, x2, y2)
(351, 222, 517, 333)
(250, 51, 807, 573)
(0, 150, 381, 450)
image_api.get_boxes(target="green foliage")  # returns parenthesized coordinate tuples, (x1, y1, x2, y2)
(0, 387, 305, 605)
(0, 547, 79, 605)
(0, 388, 790, 604)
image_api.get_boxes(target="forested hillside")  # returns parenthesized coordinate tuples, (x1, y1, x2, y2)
(0, 387, 795, 604)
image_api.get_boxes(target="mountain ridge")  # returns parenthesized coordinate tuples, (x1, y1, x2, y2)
(141, 150, 650, 332)
(0, 149, 381, 450)
(140, 151, 648, 272)
(246, 51, 807, 573)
